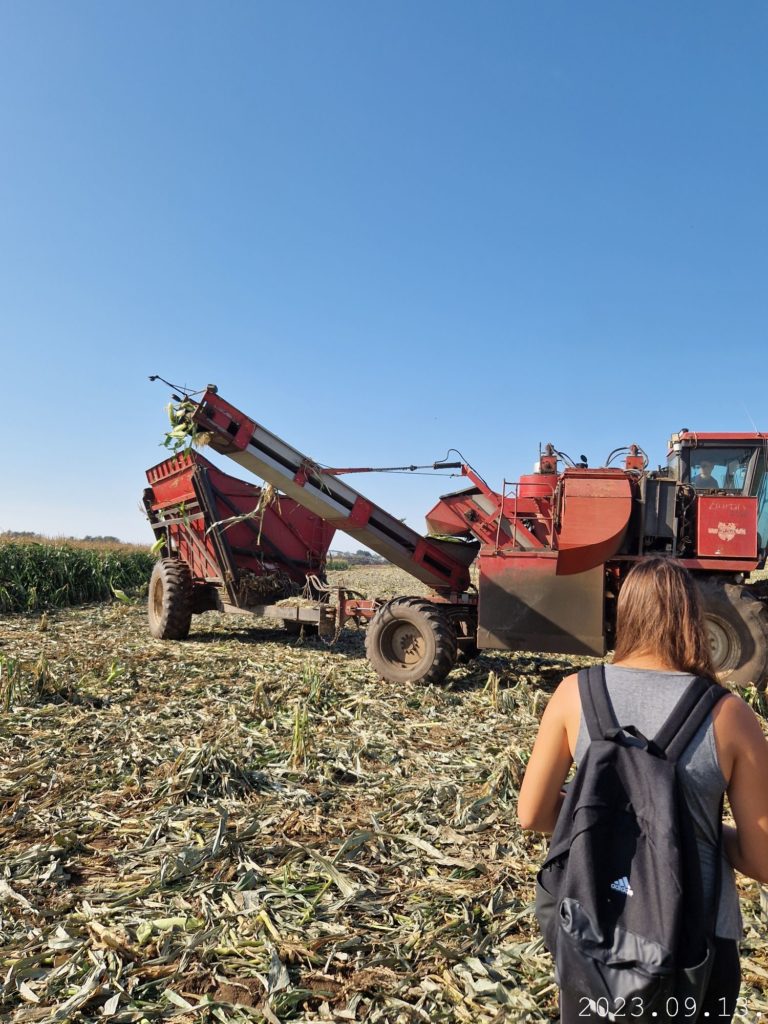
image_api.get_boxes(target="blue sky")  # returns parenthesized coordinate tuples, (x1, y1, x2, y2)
(1, 2, 766, 549)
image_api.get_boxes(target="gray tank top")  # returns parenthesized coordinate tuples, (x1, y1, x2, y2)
(573, 665, 742, 941)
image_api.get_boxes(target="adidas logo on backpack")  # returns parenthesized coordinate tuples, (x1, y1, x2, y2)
(535, 665, 726, 1021)
(610, 876, 634, 897)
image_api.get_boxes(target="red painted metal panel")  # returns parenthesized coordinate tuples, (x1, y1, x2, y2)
(667, 431, 768, 455)
(197, 392, 257, 452)
(145, 451, 335, 589)
(426, 480, 550, 551)
(348, 496, 373, 529)
(424, 492, 475, 537)
(203, 461, 334, 571)
(696, 496, 758, 559)
(146, 452, 199, 506)
(409, 537, 470, 592)
(676, 432, 767, 442)
(518, 474, 557, 500)
(555, 469, 633, 575)
(679, 558, 760, 572)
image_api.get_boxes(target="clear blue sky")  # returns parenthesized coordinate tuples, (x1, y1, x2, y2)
(2, 2, 766, 549)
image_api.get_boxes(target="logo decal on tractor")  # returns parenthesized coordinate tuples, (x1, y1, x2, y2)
(707, 521, 747, 543)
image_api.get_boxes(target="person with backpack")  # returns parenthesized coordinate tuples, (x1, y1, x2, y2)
(517, 557, 768, 1023)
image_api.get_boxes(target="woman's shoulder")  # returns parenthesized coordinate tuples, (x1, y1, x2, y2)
(553, 673, 583, 753)
(711, 689, 768, 786)
(712, 689, 762, 734)
(553, 672, 581, 704)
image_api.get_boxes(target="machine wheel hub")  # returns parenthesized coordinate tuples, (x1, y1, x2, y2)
(705, 615, 738, 672)
(151, 577, 165, 619)
(386, 622, 425, 666)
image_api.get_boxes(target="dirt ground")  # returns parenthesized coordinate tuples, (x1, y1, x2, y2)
(1, 565, 767, 1022)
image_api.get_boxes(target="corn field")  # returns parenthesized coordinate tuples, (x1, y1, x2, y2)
(0, 539, 154, 613)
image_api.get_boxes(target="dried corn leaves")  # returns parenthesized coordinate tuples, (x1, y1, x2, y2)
(1, 566, 767, 1022)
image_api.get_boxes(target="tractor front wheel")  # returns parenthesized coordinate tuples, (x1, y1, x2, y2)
(697, 580, 768, 689)
(148, 558, 193, 640)
(365, 597, 457, 685)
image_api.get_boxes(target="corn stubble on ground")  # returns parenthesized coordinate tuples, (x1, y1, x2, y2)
(1, 565, 767, 1023)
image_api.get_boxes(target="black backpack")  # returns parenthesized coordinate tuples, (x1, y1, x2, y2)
(535, 666, 727, 1020)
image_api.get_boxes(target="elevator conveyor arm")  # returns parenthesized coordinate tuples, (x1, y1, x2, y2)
(191, 388, 472, 593)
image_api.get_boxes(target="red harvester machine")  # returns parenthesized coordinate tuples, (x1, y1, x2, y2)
(144, 387, 768, 689)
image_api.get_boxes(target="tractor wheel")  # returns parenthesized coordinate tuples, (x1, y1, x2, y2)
(697, 580, 768, 689)
(365, 597, 457, 685)
(148, 558, 193, 640)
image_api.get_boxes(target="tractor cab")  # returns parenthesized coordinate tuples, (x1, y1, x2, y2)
(668, 432, 768, 554)
(686, 446, 754, 491)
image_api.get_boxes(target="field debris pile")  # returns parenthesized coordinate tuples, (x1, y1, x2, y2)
(2, 566, 767, 1022)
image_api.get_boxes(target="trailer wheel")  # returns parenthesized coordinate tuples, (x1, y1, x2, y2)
(365, 597, 457, 685)
(697, 580, 768, 689)
(148, 558, 193, 640)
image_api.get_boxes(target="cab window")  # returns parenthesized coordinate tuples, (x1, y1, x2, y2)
(688, 448, 753, 491)
(754, 450, 768, 553)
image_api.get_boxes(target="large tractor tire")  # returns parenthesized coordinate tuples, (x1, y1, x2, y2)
(365, 597, 457, 685)
(148, 558, 193, 640)
(697, 579, 768, 689)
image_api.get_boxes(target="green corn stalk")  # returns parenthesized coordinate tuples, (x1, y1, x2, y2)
(110, 583, 133, 605)
(162, 399, 200, 452)
(32, 655, 51, 697)
(290, 702, 310, 768)
(740, 683, 768, 720)
(483, 670, 500, 710)
(0, 657, 21, 712)
(304, 665, 323, 706)
(105, 662, 125, 686)
(150, 535, 166, 556)
(252, 681, 274, 720)
(0, 540, 155, 613)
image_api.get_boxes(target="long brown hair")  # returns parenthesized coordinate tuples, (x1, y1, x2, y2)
(612, 557, 716, 680)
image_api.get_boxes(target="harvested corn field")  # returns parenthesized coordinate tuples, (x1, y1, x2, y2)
(2, 565, 768, 1022)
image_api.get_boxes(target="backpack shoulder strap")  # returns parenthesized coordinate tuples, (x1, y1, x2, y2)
(577, 665, 618, 741)
(653, 677, 729, 762)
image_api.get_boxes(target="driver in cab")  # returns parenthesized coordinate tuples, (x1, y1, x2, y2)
(692, 458, 719, 490)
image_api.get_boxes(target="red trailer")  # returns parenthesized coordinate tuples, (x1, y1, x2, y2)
(143, 450, 353, 638)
